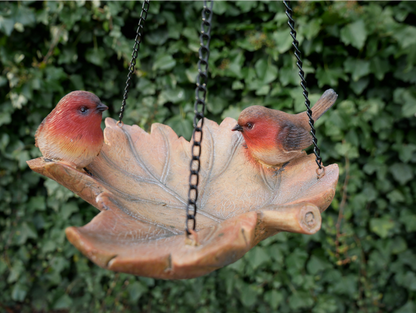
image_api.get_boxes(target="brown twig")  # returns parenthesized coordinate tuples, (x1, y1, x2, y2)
(335, 155, 350, 262)
(355, 235, 366, 308)
(111, 278, 131, 313)
(0, 301, 15, 313)
(66, 277, 80, 294)
(41, 25, 65, 66)
(100, 273, 120, 312)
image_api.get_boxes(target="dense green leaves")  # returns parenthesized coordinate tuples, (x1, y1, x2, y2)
(1, 1, 415, 312)
(340, 20, 367, 50)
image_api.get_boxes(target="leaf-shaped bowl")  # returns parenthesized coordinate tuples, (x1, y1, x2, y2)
(27, 117, 338, 279)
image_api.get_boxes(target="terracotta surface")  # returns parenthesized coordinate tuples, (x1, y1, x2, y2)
(27, 117, 339, 279)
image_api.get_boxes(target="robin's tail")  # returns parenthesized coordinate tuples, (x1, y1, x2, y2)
(310, 89, 338, 121)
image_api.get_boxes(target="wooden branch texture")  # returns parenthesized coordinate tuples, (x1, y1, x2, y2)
(27, 117, 339, 279)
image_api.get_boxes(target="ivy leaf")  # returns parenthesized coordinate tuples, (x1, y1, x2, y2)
(313, 295, 338, 313)
(146, 30, 169, 46)
(399, 210, 416, 232)
(247, 246, 271, 270)
(225, 52, 244, 79)
(344, 58, 370, 82)
(85, 48, 106, 66)
(61, 202, 78, 220)
(185, 68, 198, 83)
(165, 114, 193, 139)
(264, 290, 283, 309)
(255, 59, 277, 84)
(340, 20, 367, 50)
(304, 18, 322, 40)
(289, 291, 314, 310)
(0, 16, 15, 36)
(273, 31, 292, 53)
(221, 105, 241, 121)
(208, 96, 227, 114)
(127, 282, 148, 302)
(238, 283, 258, 307)
(370, 57, 390, 80)
(7, 260, 24, 283)
(11, 283, 28, 302)
(53, 294, 73, 310)
(393, 25, 416, 49)
(402, 91, 416, 117)
(387, 190, 405, 204)
(331, 275, 359, 297)
(15, 222, 37, 244)
(212, 1, 228, 15)
(370, 217, 395, 238)
(396, 272, 416, 291)
(279, 67, 299, 86)
(395, 301, 416, 313)
(153, 54, 176, 71)
(390, 163, 414, 185)
(159, 88, 185, 104)
(307, 255, 331, 275)
(316, 67, 347, 87)
(236, 1, 257, 13)
(350, 77, 369, 95)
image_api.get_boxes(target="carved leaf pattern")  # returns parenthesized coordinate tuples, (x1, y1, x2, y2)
(27, 117, 339, 279)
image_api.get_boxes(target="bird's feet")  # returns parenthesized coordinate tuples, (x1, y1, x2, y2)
(242, 143, 248, 149)
(43, 158, 54, 163)
(273, 161, 290, 177)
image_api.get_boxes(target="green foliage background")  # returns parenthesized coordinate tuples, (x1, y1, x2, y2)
(1, 1, 416, 312)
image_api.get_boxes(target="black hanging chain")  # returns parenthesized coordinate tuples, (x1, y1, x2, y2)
(283, 1, 323, 172)
(185, 0, 213, 236)
(118, 0, 150, 124)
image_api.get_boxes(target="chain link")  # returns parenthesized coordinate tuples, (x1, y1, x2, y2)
(185, 0, 213, 236)
(283, 0, 323, 170)
(118, 0, 150, 124)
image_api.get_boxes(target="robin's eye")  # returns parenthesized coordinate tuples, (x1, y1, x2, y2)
(246, 123, 253, 130)
(79, 107, 89, 114)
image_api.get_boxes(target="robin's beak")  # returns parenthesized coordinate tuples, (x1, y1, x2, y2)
(232, 124, 243, 132)
(97, 102, 108, 112)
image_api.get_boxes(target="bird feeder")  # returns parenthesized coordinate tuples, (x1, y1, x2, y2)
(27, 117, 339, 279)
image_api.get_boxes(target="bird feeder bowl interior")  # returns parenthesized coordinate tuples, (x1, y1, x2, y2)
(27, 115, 339, 279)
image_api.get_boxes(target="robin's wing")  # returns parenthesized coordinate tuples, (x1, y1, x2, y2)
(279, 122, 312, 152)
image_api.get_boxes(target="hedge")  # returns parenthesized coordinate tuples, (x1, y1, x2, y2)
(0, 1, 415, 312)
